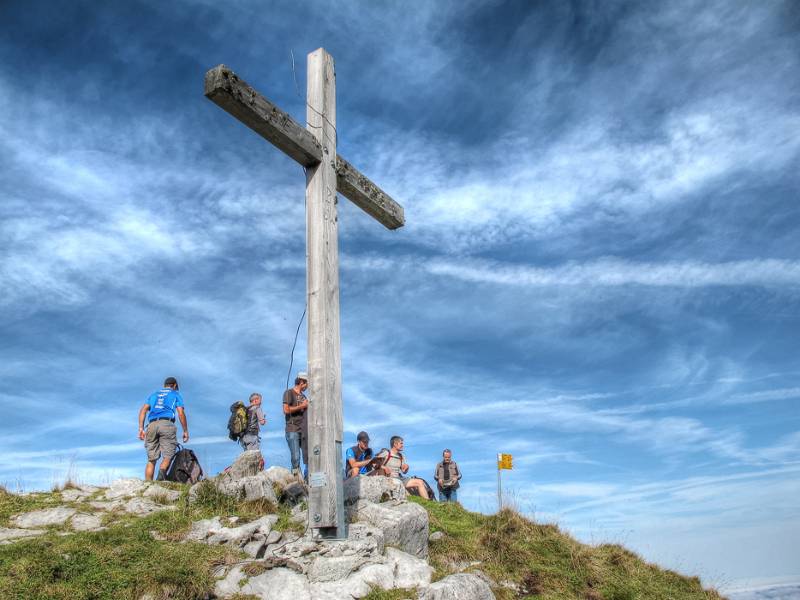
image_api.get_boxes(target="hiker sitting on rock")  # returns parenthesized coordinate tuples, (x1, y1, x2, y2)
(240, 392, 266, 452)
(375, 436, 430, 499)
(434, 448, 461, 503)
(137, 376, 189, 481)
(345, 431, 374, 478)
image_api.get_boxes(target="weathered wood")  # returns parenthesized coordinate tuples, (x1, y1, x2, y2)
(335, 157, 405, 230)
(305, 48, 344, 536)
(204, 64, 322, 167)
(204, 64, 405, 230)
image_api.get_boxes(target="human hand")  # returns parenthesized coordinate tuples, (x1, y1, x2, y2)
(382, 466, 391, 476)
(183, 431, 189, 443)
(138, 429, 145, 441)
(401, 463, 409, 473)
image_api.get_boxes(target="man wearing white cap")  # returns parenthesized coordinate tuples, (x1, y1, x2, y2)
(283, 371, 309, 477)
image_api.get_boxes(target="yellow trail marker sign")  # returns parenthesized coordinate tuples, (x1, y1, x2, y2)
(497, 453, 513, 470)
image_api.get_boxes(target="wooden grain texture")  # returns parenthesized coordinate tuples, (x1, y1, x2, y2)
(304, 48, 344, 534)
(204, 64, 322, 167)
(204, 64, 404, 230)
(335, 156, 405, 229)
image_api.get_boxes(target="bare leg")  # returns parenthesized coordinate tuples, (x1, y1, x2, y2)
(145, 460, 156, 481)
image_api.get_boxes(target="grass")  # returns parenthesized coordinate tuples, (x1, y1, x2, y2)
(416, 497, 726, 600)
(1, 484, 726, 600)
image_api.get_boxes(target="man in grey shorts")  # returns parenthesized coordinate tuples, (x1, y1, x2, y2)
(138, 376, 189, 481)
(240, 392, 266, 451)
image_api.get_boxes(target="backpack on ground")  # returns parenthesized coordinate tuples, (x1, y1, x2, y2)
(166, 446, 204, 484)
(227, 401, 248, 441)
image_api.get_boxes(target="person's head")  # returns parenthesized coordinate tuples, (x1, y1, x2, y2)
(442, 449, 452, 462)
(294, 372, 309, 391)
(249, 392, 262, 406)
(390, 435, 403, 450)
(163, 376, 179, 390)
(356, 431, 370, 450)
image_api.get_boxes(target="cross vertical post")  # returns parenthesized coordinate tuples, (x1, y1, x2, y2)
(305, 48, 345, 539)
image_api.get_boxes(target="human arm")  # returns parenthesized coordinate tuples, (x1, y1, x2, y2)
(137, 404, 150, 440)
(256, 406, 266, 426)
(282, 391, 309, 415)
(177, 406, 189, 442)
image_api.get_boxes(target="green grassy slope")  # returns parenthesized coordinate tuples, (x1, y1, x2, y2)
(417, 497, 725, 600)
(0, 486, 725, 600)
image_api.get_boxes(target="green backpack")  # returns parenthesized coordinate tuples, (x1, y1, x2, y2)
(227, 401, 248, 441)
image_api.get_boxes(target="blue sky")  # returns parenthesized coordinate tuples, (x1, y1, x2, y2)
(1, 0, 798, 593)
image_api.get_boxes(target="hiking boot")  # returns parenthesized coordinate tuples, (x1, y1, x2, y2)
(157, 469, 167, 481)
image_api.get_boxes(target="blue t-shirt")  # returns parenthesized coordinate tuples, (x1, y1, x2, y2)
(146, 388, 184, 423)
(345, 446, 373, 476)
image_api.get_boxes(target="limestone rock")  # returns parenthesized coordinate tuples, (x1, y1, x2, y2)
(11, 506, 77, 528)
(418, 573, 495, 600)
(187, 515, 278, 548)
(352, 500, 429, 558)
(307, 553, 373, 583)
(143, 484, 181, 503)
(216, 471, 279, 504)
(385, 547, 433, 589)
(123, 497, 174, 517)
(105, 478, 148, 499)
(344, 476, 406, 505)
(239, 567, 311, 599)
(60, 486, 99, 502)
(281, 480, 307, 504)
(0, 527, 46, 543)
(214, 565, 246, 598)
(354, 562, 395, 591)
(70, 513, 104, 531)
(429, 531, 444, 542)
(262, 465, 295, 489)
(243, 533, 267, 558)
(227, 450, 263, 479)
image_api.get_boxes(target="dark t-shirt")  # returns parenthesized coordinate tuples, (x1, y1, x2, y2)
(245, 405, 265, 435)
(283, 388, 307, 433)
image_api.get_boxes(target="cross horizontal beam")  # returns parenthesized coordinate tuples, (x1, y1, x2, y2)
(204, 65, 405, 230)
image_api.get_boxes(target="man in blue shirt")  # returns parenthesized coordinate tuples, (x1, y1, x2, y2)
(345, 431, 373, 478)
(137, 376, 189, 481)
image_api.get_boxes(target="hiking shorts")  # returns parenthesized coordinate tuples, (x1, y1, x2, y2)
(240, 433, 260, 451)
(145, 419, 178, 462)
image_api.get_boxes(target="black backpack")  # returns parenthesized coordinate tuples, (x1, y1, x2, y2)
(166, 446, 204, 484)
(227, 401, 247, 441)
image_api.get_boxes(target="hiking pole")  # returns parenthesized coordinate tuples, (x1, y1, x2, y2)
(497, 453, 502, 511)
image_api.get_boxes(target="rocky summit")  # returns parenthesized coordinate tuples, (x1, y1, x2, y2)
(0, 450, 494, 599)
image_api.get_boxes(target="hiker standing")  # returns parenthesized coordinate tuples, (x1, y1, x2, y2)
(240, 392, 266, 451)
(345, 431, 373, 478)
(283, 371, 309, 477)
(434, 448, 462, 503)
(138, 376, 189, 481)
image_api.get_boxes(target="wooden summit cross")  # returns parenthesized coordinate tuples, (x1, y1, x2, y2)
(204, 48, 405, 539)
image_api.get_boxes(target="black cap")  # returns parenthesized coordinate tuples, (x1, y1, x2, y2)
(164, 376, 179, 390)
(357, 431, 370, 442)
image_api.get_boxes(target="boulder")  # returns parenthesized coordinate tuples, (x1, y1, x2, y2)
(226, 450, 263, 479)
(143, 484, 181, 503)
(307, 554, 373, 583)
(344, 476, 406, 504)
(281, 481, 307, 504)
(0, 527, 46, 543)
(70, 513, 104, 531)
(105, 478, 148, 499)
(419, 573, 495, 600)
(239, 567, 311, 600)
(262, 466, 295, 489)
(353, 562, 395, 591)
(88, 500, 122, 511)
(351, 500, 429, 558)
(429, 531, 444, 542)
(11, 506, 77, 528)
(385, 547, 433, 589)
(216, 471, 279, 504)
